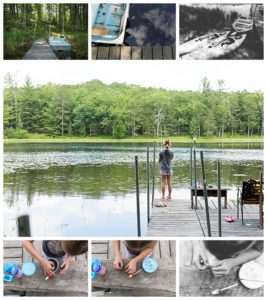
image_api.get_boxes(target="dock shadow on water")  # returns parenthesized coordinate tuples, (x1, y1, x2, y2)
(3, 143, 263, 237)
(125, 4, 176, 46)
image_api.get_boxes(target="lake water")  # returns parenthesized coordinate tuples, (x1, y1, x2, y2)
(126, 4, 176, 46)
(3, 142, 263, 237)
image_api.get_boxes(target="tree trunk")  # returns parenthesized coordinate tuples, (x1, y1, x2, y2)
(61, 98, 64, 135)
(75, 4, 79, 31)
(23, 4, 28, 27)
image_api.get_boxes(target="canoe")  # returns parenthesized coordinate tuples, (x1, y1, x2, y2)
(49, 35, 72, 53)
(181, 32, 247, 60)
(92, 3, 130, 45)
(232, 16, 253, 33)
(179, 32, 227, 56)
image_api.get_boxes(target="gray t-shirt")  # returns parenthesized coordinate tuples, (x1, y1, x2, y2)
(159, 150, 174, 171)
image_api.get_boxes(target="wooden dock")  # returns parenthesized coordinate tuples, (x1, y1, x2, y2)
(92, 45, 176, 60)
(23, 39, 58, 60)
(147, 198, 263, 237)
(3, 241, 88, 296)
(91, 240, 176, 296)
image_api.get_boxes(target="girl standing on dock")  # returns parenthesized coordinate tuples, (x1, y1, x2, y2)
(159, 139, 174, 200)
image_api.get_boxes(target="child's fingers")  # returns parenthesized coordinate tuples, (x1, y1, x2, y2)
(124, 265, 131, 273)
(211, 265, 224, 271)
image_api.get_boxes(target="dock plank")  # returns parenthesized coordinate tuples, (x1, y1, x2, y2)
(23, 39, 58, 60)
(131, 46, 142, 59)
(4, 240, 88, 296)
(109, 47, 121, 60)
(92, 45, 175, 60)
(91, 47, 98, 60)
(4, 263, 88, 295)
(163, 46, 173, 59)
(152, 46, 163, 59)
(120, 46, 131, 60)
(97, 47, 109, 60)
(147, 197, 263, 237)
(92, 259, 176, 294)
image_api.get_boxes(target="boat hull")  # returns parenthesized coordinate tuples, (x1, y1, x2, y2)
(92, 3, 130, 45)
(179, 32, 227, 56)
(232, 16, 253, 33)
(181, 32, 247, 60)
(49, 37, 72, 53)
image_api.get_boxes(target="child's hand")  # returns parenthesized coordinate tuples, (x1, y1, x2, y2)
(124, 259, 137, 274)
(113, 256, 123, 269)
(192, 241, 209, 270)
(211, 258, 235, 277)
(60, 260, 71, 274)
(41, 260, 55, 276)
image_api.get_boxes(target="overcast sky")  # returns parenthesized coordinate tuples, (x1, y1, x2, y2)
(3, 60, 264, 92)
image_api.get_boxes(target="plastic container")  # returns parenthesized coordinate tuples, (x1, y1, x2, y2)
(142, 258, 158, 273)
(4, 262, 18, 273)
(3, 273, 14, 282)
(91, 259, 106, 279)
(11, 266, 23, 278)
(47, 258, 60, 273)
(22, 262, 36, 276)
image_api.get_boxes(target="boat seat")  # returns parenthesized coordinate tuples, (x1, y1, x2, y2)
(92, 26, 108, 36)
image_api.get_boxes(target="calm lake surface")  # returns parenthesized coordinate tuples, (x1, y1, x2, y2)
(125, 4, 176, 46)
(4, 142, 263, 237)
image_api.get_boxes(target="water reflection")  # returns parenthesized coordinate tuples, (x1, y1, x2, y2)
(126, 4, 176, 46)
(3, 143, 263, 237)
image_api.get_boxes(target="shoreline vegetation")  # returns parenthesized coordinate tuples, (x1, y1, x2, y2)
(4, 4, 88, 59)
(4, 135, 263, 144)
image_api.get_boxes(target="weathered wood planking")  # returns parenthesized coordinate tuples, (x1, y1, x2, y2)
(4, 240, 88, 295)
(148, 199, 205, 237)
(92, 259, 176, 293)
(180, 266, 263, 297)
(23, 39, 58, 60)
(4, 262, 88, 295)
(196, 208, 263, 237)
(91, 240, 176, 260)
(147, 197, 263, 237)
(92, 45, 176, 60)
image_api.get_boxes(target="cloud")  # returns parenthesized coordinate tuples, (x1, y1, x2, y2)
(143, 8, 176, 40)
(127, 25, 149, 46)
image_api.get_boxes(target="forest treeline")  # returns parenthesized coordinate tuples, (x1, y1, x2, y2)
(4, 4, 88, 59)
(4, 74, 263, 139)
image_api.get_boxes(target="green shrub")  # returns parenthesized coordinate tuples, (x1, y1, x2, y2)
(5, 128, 29, 139)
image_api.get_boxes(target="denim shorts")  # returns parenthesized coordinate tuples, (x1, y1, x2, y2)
(160, 169, 173, 176)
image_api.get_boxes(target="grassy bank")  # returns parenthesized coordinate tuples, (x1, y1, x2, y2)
(4, 135, 263, 144)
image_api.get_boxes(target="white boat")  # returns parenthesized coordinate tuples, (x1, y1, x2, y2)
(179, 32, 227, 56)
(49, 35, 71, 53)
(91, 3, 130, 45)
(181, 32, 247, 60)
